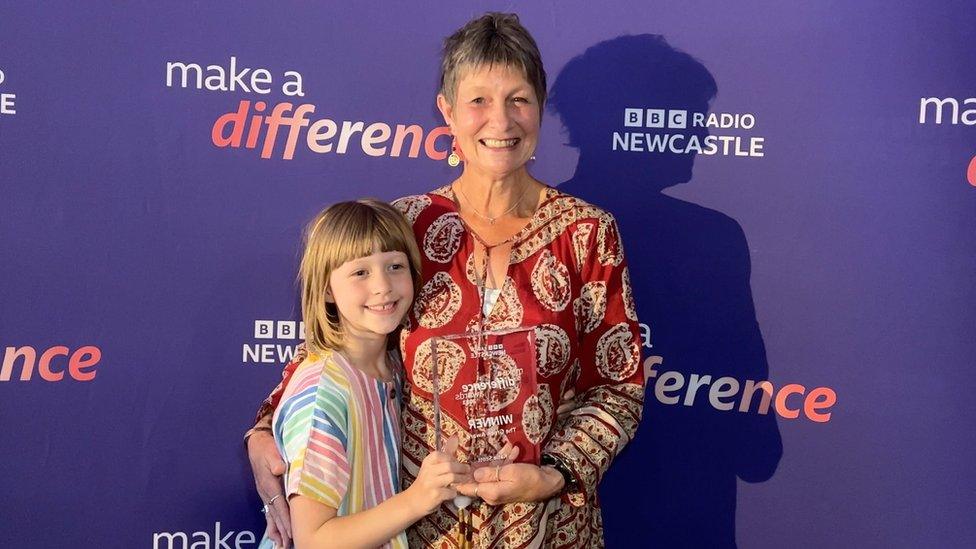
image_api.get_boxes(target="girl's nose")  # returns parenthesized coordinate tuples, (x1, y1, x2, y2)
(373, 273, 393, 294)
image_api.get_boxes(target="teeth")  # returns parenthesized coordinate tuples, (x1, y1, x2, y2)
(368, 302, 395, 311)
(482, 138, 518, 148)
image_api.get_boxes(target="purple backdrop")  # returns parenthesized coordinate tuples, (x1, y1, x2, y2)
(2, 1, 975, 548)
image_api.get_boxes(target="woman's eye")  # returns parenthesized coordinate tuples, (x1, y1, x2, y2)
(513, 97, 529, 103)
(470, 97, 485, 104)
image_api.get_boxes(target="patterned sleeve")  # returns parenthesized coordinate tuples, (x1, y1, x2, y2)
(543, 211, 645, 505)
(280, 368, 351, 510)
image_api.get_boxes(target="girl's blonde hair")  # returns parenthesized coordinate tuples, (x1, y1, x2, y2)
(300, 199, 422, 353)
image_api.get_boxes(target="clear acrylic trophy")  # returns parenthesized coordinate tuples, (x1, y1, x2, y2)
(428, 327, 540, 546)
(430, 327, 541, 466)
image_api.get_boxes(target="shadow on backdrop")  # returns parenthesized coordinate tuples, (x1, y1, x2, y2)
(551, 35, 783, 548)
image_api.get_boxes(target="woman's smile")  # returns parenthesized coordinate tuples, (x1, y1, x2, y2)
(480, 137, 522, 149)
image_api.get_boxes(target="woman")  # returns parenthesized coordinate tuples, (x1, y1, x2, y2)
(247, 12, 643, 548)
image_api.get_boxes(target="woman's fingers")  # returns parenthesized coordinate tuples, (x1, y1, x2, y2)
(468, 481, 509, 506)
(248, 431, 290, 547)
(270, 495, 292, 545)
(497, 444, 520, 465)
(494, 442, 515, 461)
(265, 520, 281, 547)
(473, 463, 507, 483)
(556, 388, 578, 416)
(477, 443, 520, 470)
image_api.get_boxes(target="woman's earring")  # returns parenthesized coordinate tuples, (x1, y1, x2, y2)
(448, 138, 461, 167)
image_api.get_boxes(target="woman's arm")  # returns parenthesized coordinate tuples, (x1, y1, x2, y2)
(543, 212, 645, 505)
(245, 345, 308, 548)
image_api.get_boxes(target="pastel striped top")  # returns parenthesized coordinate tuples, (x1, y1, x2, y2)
(272, 349, 407, 549)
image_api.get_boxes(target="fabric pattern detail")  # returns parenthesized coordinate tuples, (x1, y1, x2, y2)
(415, 271, 462, 328)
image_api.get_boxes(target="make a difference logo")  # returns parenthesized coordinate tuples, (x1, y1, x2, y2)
(165, 56, 452, 162)
(918, 96, 976, 186)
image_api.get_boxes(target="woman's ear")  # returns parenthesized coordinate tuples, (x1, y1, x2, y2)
(324, 286, 335, 304)
(436, 94, 454, 129)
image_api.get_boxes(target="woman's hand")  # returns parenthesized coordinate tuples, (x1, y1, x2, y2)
(404, 437, 472, 516)
(556, 387, 577, 419)
(247, 430, 292, 548)
(451, 388, 577, 507)
(456, 462, 564, 505)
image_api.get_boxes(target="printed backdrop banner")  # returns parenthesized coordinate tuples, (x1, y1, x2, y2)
(2, 2, 974, 548)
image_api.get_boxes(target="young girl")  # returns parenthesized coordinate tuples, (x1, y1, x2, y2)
(258, 199, 470, 549)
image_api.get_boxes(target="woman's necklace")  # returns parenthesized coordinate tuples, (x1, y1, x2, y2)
(456, 181, 531, 225)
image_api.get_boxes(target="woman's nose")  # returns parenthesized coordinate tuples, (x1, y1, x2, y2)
(488, 101, 512, 129)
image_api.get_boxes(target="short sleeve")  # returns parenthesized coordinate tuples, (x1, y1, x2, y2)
(279, 378, 351, 510)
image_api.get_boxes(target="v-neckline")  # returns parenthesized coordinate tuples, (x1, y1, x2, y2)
(447, 183, 558, 296)
(445, 183, 558, 250)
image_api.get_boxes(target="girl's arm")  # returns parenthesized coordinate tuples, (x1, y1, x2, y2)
(292, 438, 469, 548)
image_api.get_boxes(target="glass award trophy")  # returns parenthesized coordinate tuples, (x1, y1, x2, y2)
(430, 327, 541, 467)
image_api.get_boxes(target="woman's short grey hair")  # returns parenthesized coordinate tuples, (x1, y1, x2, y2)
(439, 12, 547, 114)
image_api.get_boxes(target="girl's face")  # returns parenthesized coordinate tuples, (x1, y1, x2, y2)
(326, 249, 414, 343)
(437, 64, 541, 180)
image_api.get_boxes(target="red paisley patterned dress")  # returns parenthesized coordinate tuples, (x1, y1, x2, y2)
(254, 184, 643, 548)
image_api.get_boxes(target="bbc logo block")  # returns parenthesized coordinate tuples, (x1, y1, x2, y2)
(668, 110, 687, 129)
(254, 320, 305, 340)
(623, 108, 686, 129)
(245, 320, 305, 365)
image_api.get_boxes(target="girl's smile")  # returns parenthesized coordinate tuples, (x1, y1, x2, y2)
(328, 249, 414, 340)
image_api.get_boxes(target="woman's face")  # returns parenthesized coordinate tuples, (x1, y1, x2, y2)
(437, 64, 540, 180)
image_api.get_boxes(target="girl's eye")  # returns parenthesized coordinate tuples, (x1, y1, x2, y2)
(352, 269, 368, 277)
(389, 263, 406, 271)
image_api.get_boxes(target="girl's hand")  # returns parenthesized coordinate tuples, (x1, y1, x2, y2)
(405, 437, 471, 516)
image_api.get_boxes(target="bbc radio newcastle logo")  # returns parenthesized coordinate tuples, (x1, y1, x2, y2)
(243, 320, 303, 364)
(614, 107, 765, 157)
(0, 68, 17, 117)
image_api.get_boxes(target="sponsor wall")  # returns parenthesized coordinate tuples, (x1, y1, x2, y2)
(2, 2, 974, 548)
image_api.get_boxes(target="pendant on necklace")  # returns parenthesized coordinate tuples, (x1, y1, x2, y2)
(488, 218, 496, 225)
